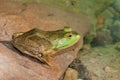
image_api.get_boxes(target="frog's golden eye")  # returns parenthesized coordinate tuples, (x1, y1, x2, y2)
(65, 33, 72, 38)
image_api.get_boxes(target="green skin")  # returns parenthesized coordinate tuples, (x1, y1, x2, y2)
(12, 27, 80, 66)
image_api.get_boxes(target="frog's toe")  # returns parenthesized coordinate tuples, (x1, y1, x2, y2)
(43, 54, 52, 62)
(39, 55, 52, 66)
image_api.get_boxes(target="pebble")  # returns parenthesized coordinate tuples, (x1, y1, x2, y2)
(78, 79, 83, 80)
(64, 68, 78, 80)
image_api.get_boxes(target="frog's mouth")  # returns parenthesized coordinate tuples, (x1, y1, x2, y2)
(54, 35, 80, 49)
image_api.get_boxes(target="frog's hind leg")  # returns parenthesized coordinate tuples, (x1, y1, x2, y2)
(38, 49, 55, 66)
(37, 53, 53, 66)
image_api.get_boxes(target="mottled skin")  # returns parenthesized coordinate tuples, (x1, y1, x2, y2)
(12, 27, 80, 66)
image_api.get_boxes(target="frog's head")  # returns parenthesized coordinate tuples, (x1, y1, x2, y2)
(53, 27, 80, 49)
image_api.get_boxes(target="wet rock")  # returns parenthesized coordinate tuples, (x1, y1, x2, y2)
(80, 45, 120, 80)
(0, 0, 90, 80)
(112, 0, 120, 12)
(103, 66, 117, 73)
(99, 9, 114, 19)
(97, 8, 114, 30)
(63, 68, 78, 80)
(110, 20, 120, 42)
(96, 16, 105, 30)
(69, 58, 90, 80)
(115, 45, 120, 51)
(91, 30, 113, 46)
(77, 79, 83, 80)
(115, 42, 120, 51)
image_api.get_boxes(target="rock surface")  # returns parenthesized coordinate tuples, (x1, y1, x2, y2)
(80, 45, 120, 80)
(0, 0, 90, 80)
(63, 68, 78, 80)
(0, 13, 30, 41)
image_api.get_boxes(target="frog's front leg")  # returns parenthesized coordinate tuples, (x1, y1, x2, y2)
(37, 49, 56, 66)
(44, 49, 56, 56)
(36, 54, 52, 66)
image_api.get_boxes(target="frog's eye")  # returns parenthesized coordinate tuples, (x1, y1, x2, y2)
(65, 33, 72, 38)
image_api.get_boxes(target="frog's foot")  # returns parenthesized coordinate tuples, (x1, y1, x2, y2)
(36, 49, 56, 66)
(37, 54, 53, 66)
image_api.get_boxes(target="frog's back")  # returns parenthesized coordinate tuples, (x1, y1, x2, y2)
(22, 28, 47, 38)
(12, 28, 53, 53)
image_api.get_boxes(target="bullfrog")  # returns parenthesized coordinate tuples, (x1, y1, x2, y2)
(12, 27, 80, 66)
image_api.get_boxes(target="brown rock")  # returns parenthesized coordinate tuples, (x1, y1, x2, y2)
(64, 68, 78, 80)
(91, 31, 113, 46)
(0, 0, 25, 14)
(20, 3, 90, 37)
(0, 13, 30, 41)
(103, 66, 117, 73)
(0, 43, 61, 80)
(0, 0, 90, 80)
